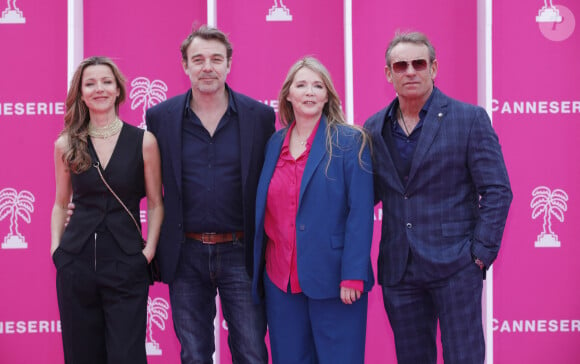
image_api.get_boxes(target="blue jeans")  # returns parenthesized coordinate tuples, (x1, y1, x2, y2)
(169, 238, 268, 364)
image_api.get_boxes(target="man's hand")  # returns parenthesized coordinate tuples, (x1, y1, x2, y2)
(65, 202, 75, 226)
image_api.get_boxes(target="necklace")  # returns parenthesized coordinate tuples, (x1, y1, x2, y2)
(293, 127, 308, 147)
(87, 117, 123, 139)
(399, 108, 412, 137)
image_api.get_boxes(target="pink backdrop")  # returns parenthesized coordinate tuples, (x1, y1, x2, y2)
(353, 1, 479, 363)
(1, 1, 578, 363)
(83, 1, 206, 362)
(0, 1, 67, 363)
(492, 1, 580, 363)
(217, 1, 345, 362)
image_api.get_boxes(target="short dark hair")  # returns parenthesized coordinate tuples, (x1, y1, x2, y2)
(180, 24, 233, 63)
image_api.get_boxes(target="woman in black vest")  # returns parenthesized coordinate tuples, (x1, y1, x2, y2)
(50, 56, 163, 364)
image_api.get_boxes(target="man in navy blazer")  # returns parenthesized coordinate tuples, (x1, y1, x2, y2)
(365, 31, 512, 364)
(146, 25, 274, 363)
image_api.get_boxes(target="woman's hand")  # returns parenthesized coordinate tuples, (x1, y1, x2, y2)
(340, 286, 362, 304)
(142, 245, 155, 264)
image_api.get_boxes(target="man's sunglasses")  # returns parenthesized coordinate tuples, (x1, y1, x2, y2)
(390, 59, 429, 73)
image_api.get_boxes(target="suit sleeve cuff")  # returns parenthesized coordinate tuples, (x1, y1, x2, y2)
(341, 280, 364, 292)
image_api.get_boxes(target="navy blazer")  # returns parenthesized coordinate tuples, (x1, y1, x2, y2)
(146, 86, 275, 283)
(252, 116, 375, 302)
(365, 88, 512, 286)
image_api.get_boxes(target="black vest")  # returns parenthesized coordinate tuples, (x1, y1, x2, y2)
(60, 123, 146, 255)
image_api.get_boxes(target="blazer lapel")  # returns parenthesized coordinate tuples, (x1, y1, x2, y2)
(407, 88, 446, 185)
(257, 130, 284, 213)
(236, 92, 255, 189)
(369, 107, 405, 193)
(167, 94, 186, 196)
(262, 131, 284, 185)
(299, 116, 327, 204)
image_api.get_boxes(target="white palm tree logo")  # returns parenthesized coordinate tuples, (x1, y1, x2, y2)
(146, 296, 169, 356)
(0, 188, 34, 249)
(0, 0, 26, 24)
(130, 77, 168, 129)
(267, 0, 292, 21)
(536, 0, 562, 23)
(531, 186, 568, 248)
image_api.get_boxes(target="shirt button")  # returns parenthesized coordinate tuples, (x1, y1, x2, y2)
(299, 225, 305, 231)
(406, 223, 412, 229)
(404, 195, 408, 200)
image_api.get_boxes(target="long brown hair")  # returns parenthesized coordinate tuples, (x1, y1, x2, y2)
(278, 56, 371, 168)
(61, 56, 126, 173)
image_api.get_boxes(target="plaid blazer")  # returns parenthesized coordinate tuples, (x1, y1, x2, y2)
(364, 88, 512, 286)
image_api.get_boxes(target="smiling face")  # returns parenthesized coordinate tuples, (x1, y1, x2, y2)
(182, 37, 231, 96)
(386, 42, 437, 104)
(80, 64, 120, 117)
(286, 67, 329, 121)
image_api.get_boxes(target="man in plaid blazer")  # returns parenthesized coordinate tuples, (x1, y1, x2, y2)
(364, 31, 512, 364)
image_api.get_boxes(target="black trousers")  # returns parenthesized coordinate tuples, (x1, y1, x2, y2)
(54, 228, 149, 364)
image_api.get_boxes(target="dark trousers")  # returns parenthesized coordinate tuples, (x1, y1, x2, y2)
(54, 229, 149, 364)
(382, 261, 485, 364)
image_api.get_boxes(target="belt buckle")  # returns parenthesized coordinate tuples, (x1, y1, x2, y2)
(201, 232, 217, 244)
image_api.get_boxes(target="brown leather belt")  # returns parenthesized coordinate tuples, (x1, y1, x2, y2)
(185, 232, 244, 244)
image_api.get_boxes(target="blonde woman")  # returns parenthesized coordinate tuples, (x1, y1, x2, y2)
(252, 57, 374, 364)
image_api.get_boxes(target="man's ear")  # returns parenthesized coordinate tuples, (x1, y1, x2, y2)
(385, 65, 393, 84)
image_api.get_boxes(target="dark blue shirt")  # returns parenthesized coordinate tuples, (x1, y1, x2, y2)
(182, 86, 243, 233)
(382, 90, 434, 185)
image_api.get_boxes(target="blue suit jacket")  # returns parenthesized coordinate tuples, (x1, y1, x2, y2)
(364, 88, 512, 286)
(146, 86, 275, 283)
(252, 116, 375, 302)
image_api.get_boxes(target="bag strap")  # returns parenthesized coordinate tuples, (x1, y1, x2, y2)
(87, 139, 143, 240)
(92, 162, 142, 237)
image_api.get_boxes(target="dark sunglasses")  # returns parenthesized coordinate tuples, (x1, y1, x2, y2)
(391, 59, 429, 73)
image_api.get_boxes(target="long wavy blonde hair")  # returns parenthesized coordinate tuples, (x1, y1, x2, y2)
(277, 56, 371, 167)
(61, 56, 126, 173)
